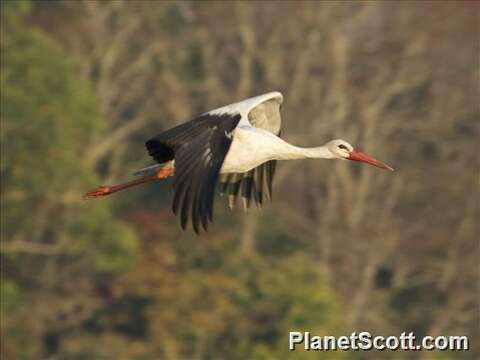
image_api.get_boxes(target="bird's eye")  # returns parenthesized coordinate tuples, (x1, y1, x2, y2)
(338, 144, 348, 150)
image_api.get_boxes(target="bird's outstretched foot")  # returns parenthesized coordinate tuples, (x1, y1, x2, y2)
(83, 168, 174, 200)
(83, 185, 113, 199)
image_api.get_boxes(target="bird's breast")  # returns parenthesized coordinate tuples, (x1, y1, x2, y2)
(221, 127, 277, 174)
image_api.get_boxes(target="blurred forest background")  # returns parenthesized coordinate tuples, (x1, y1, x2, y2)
(1, 1, 479, 359)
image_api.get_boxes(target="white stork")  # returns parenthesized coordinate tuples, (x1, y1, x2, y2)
(85, 92, 394, 233)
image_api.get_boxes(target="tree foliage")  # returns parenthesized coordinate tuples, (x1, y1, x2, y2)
(1, 3, 137, 358)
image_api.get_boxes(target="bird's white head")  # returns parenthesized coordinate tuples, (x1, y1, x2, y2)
(326, 139, 394, 171)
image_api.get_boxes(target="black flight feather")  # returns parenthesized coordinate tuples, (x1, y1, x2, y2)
(218, 160, 277, 210)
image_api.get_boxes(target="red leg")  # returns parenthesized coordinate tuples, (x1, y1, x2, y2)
(83, 167, 174, 200)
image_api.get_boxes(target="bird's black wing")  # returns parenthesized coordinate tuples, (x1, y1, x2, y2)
(219, 98, 282, 209)
(218, 160, 277, 210)
(146, 113, 238, 164)
(145, 113, 241, 233)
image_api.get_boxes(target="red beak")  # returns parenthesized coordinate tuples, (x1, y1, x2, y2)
(348, 150, 394, 171)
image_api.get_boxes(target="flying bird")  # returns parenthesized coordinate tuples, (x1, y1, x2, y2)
(84, 92, 394, 233)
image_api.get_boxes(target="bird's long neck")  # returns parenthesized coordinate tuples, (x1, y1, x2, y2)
(295, 145, 335, 159)
(272, 141, 335, 161)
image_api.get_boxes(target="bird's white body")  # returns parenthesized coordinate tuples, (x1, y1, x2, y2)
(221, 126, 281, 173)
(204, 91, 285, 173)
(221, 126, 334, 173)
